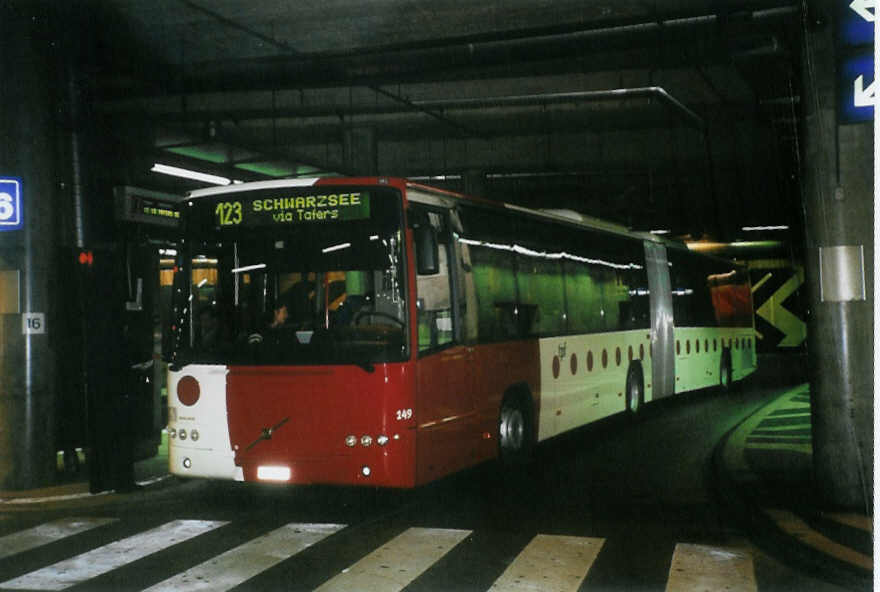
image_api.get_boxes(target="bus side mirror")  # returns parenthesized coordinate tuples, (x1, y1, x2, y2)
(415, 226, 439, 275)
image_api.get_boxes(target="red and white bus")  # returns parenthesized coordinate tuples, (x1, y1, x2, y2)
(165, 177, 755, 487)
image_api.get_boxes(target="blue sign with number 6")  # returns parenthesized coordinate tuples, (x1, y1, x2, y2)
(0, 177, 22, 231)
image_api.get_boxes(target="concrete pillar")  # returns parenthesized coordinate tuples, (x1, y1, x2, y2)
(343, 127, 378, 175)
(800, 14, 873, 510)
(0, 2, 60, 489)
(463, 169, 487, 198)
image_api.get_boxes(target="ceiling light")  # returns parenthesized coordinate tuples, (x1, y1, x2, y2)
(322, 242, 351, 254)
(231, 263, 266, 274)
(686, 240, 783, 252)
(151, 163, 231, 186)
(741, 225, 789, 231)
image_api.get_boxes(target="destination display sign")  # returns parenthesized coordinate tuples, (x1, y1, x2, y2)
(212, 191, 371, 228)
(114, 186, 182, 228)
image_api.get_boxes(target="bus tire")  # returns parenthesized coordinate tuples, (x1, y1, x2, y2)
(719, 348, 733, 392)
(625, 361, 644, 414)
(499, 390, 533, 466)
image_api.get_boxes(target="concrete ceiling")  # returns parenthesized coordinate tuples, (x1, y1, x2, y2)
(81, 0, 805, 239)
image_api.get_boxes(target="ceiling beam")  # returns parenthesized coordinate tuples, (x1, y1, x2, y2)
(98, 4, 799, 98)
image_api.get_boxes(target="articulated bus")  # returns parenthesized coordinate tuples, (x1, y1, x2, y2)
(165, 177, 755, 487)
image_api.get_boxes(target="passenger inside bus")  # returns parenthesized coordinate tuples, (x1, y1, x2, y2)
(269, 302, 289, 328)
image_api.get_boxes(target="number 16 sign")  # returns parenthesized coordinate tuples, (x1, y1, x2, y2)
(0, 177, 23, 231)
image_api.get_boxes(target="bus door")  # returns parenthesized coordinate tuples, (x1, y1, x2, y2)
(411, 205, 478, 482)
(644, 241, 675, 399)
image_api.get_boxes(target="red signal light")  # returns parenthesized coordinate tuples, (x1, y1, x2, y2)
(78, 250, 94, 266)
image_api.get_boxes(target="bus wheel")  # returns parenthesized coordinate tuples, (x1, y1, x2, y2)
(719, 349, 733, 392)
(499, 394, 532, 465)
(625, 361, 644, 414)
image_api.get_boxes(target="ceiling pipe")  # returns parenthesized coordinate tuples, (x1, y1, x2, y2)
(414, 88, 705, 130)
(143, 87, 705, 131)
(291, 5, 797, 62)
(174, 0, 479, 137)
(113, 4, 799, 98)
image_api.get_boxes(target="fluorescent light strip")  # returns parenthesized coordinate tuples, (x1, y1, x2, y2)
(151, 163, 231, 186)
(231, 263, 267, 274)
(322, 242, 351, 254)
(741, 225, 789, 231)
(408, 175, 462, 181)
(188, 178, 320, 198)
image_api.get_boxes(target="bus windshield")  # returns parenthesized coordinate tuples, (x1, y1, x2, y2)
(168, 185, 407, 368)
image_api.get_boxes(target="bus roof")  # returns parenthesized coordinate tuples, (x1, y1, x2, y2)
(404, 180, 668, 246)
(187, 178, 325, 199)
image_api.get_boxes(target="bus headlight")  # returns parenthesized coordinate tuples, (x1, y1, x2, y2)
(377, 435, 389, 446)
(257, 466, 291, 481)
(360, 435, 373, 447)
(345, 435, 357, 447)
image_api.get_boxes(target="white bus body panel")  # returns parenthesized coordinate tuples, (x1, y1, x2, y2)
(537, 330, 653, 442)
(168, 364, 243, 481)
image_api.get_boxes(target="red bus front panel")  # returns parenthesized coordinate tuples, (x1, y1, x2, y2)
(226, 362, 416, 487)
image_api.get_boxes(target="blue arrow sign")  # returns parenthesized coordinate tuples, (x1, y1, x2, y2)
(0, 177, 23, 231)
(840, 0, 875, 47)
(839, 51, 875, 123)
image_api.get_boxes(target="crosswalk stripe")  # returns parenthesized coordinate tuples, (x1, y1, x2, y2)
(488, 534, 604, 592)
(0, 518, 117, 560)
(313, 527, 470, 592)
(142, 522, 345, 592)
(0, 519, 226, 591)
(665, 543, 756, 592)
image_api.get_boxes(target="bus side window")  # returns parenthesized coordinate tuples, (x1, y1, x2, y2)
(413, 209, 454, 353)
(451, 228, 479, 343)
